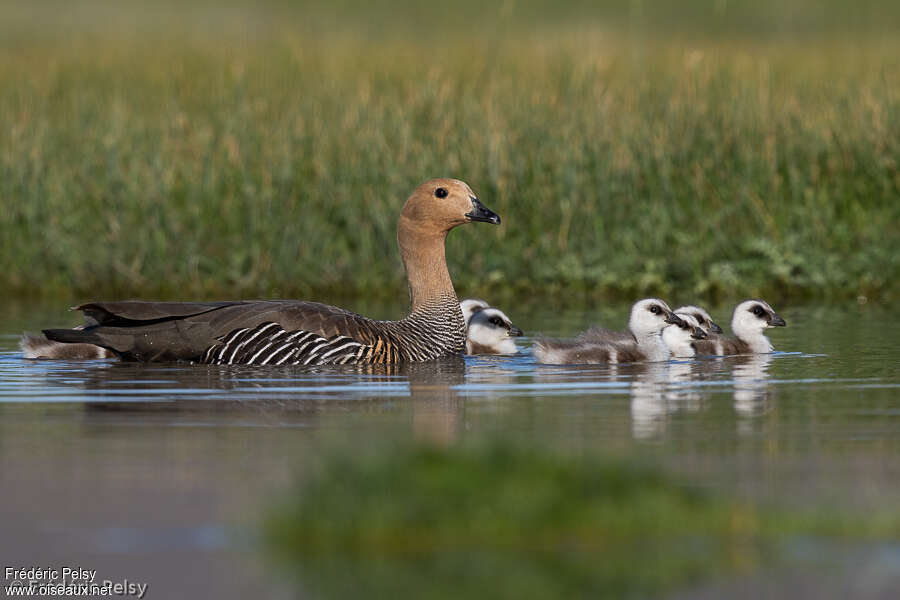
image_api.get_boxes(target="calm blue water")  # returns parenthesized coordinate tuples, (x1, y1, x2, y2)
(0, 300, 898, 598)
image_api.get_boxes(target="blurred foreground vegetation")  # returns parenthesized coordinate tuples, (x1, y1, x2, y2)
(0, 1, 898, 303)
(266, 441, 900, 599)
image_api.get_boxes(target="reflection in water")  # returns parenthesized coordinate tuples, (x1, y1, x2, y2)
(2, 354, 469, 441)
(3, 302, 900, 600)
(733, 353, 774, 420)
(406, 357, 465, 445)
(629, 363, 669, 440)
(630, 361, 709, 440)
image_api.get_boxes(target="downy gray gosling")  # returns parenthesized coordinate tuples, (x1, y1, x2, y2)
(693, 299, 786, 355)
(662, 312, 708, 358)
(673, 305, 723, 336)
(534, 299, 683, 364)
(459, 299, 523, 355)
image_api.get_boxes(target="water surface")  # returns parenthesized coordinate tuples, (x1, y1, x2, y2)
(1, 300, 898, 598)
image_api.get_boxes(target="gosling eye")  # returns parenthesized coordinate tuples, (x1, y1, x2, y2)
(649, 305, 661, 315)
(751, 305, 765, 316)
(434, 187, 448, 198)
(489, 317, 503, 326)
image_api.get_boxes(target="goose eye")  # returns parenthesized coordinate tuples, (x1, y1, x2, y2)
(752, 305, 764, 316)
(489, 317, 503, 326)
(435, 187, 448, 198)
(650, 305, 660, 314)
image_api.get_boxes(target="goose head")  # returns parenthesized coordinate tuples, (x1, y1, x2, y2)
(460, 298, 490, 323)
(674, 305, 723, 334)
(400, 178, 500, 234)
(731, 300, 786, 351)
(465, 305, 523, 355)
(663, 312, 708, 357)
(629, 298, 683, 339)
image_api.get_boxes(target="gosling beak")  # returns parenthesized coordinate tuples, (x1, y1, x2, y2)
(466, 196, 501, 225)
(664, 311, 683, 326)
(768, 313, 787, 327)
(710, 321, 724, 334)
(691, 327, 707, 340)
(508, 326, 524, 337)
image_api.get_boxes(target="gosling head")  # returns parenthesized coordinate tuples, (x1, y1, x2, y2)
(731, 300, 786, 351)
(460, 298, 490, 323)
(400, 178, 500, 234)
(663, 313, 708, 357)
(465, 305, 523, 355)
(674, 305, 723, 335)
(628, 298, 683, 339)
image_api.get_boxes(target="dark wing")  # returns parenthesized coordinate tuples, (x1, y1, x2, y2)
(44, 300, 383, 362)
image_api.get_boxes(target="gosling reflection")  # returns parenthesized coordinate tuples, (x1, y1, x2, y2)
(732, 353, 774, 418)
(629, 361, 708, 440)
(629, 363, 670, 440)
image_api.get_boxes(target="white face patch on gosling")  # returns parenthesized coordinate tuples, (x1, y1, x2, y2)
(466, 307, 521, 354)
(663, 313, 702, 357)
(731, 299, 785, 353)
(628, 298, 675, 339)
(732, 300, 777, 336)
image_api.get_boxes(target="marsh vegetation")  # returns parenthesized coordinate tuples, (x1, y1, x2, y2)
(0, 0, 897, 303)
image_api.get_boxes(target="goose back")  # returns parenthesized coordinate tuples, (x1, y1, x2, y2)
(46, 297, 465, 365)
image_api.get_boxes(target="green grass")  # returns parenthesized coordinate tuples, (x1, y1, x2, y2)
(0, 1, 898, 303)
(265, 441, 900, 599)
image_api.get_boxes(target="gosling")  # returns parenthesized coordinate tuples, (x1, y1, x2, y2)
(673, 305, 723, 335)
(693, 300, 786, 355)
(21, 332, 113, 360)
(460, 299, 523, 355)
(534, 298, 683, 364)
(662, 313, 709, 358)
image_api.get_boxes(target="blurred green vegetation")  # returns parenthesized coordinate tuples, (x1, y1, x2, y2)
(0, 1, 898, 303)
(266, 441, 900, 599)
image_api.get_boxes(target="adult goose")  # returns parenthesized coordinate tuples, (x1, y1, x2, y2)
(39, 179, 500, 365)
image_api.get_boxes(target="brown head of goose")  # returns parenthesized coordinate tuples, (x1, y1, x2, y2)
(38, 179, 500, 365)
(459, 299, 523, 355)
(534, 299, 683, 364)
(693, 299, 786, 355)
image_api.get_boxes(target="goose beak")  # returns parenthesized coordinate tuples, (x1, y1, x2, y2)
(664, 311, 683, 326)
(508, 326, 524, 337)
(769, 313, 787, 327)
(466, 197, 501, 225)
(710, 321, 724, 334)
(691, 327, 707, 340)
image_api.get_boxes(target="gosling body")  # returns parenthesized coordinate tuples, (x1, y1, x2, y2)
(534, 299, 683, 364)
(693, 300, 786, 355)
(662, 313, 708, 358)
(21, 333, 113, 360)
